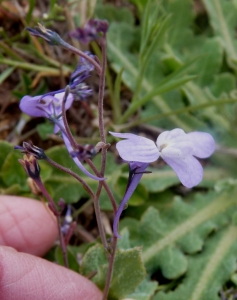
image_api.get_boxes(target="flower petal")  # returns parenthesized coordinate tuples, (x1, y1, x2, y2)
(20, 96, 48, 117)
(54, 92, 74, 110)
(109, 132, 159, 163)
(113, 162, 149, 238)
(62, 134, 104, 181)
(161, 155, 203, 188)
(157, 128, 186, 146)
(187, 132, 215, 158)
(157, 129, 193, 158)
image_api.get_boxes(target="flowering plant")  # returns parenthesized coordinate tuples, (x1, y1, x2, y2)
(4, 1, 237, 299)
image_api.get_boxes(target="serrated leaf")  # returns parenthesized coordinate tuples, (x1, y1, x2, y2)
(120, 186, 237, 279)
(153, 226, 237, 300)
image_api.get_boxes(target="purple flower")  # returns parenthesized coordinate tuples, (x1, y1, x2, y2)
(110, 128, 215, 237)
(20, 92, 103, 181)
(110, 129, 215, 188)
(20, 92, 73, 133)
(113, 162, 149, 238)
(69, 19, 109, 44)
(70, 53, 94, 100)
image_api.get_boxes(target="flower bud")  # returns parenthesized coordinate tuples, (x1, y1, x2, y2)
(26, 23, 64, 46)
(15, 141, 47, 160)
(18, 154, 41, 180)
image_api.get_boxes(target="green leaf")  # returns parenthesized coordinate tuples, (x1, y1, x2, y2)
(117, 228, 131, 250)
(25, 0, 36, 24)
(153, 226, 237, 300)
(95, 3, 134, 25)
(108, 247, 146, 299)
(80, 244, 107, 277)
(127, 278, 158, 300)
(107, 22, 195, 130)
(36, 122, 54, 140)
(202, 0, 237, 69)
(55, 245, 80, 273)
(0, 141, 14, 170)
(0, 152, 27, 187)
(81, 245, 146, 299)
(129, 166, 230, 193)
(164, 0, 197, 49)
(0, 67, 15, 84)
(120, 185, 237, 279)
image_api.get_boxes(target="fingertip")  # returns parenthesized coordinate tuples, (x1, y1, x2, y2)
(0, 246, 102, 300)
(0, 196, 58, 256)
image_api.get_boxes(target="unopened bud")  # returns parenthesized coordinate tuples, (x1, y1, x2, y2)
(26, 23, 64, 46)
(15, 141, 46, 160)
(19, 154, 40, 180)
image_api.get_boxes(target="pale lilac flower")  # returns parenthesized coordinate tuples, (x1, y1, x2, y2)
(110, 129, 215, 188)
(110, 129, 215, 237)
(20, 92, 103, 181)
(20, 92, 73, 134)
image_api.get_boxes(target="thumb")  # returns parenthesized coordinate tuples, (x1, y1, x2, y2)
(0, 246, 102, 300)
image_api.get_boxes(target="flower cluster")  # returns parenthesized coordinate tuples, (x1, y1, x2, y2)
(110, 129, 215, 237)
(69, 19, 109, 44)
(19, 54, 103, 181)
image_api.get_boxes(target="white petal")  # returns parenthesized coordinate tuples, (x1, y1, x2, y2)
(110, 131, 159, 163)
(161, 154, 203, 188)
(187, 132, 215, 158)
(157, 128, 186, 147)
(161, 141, 192, 158)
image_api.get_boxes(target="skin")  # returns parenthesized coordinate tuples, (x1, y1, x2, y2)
(0, 196, 103, 300)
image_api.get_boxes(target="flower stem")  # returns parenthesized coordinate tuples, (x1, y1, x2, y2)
(45, 156, 95, 197)
(61, 86, 78, 149)
(102, 236, 118, 300)
(60, 40, 102, 75)
(97, 36, 107, 144)
(86, 158, 117, 214)
(34, 177, 68, 268)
